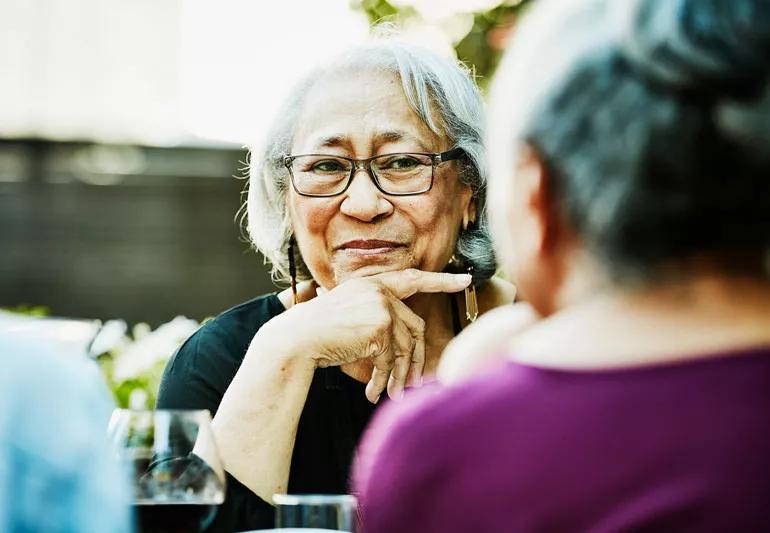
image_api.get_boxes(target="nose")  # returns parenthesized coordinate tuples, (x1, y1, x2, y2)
(339, 166, 393, 222)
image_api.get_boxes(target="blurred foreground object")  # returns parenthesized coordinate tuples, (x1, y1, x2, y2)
(0, 314, 132, 532)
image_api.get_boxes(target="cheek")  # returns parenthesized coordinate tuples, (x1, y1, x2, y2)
(289, 197, 340, 281)
(405, 196, 462, 261)
(290, 197, 337, 240)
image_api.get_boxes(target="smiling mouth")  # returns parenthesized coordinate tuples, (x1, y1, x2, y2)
(336, 239, 406, 255)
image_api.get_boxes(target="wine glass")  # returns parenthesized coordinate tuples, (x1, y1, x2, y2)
(273, 494, 358, 531)
(108, 409, 226, 533)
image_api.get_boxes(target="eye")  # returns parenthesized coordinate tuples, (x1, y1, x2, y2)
(309, 159, 348, 173)
(380, 155, 421, 171)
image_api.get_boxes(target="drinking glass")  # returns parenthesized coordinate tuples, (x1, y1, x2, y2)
(108, 409, 226, 533)
(274, 494, 358, 531)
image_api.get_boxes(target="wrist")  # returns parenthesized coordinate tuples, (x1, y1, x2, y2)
(248, 313, 318, 371)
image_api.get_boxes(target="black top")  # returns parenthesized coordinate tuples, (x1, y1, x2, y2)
(156, 294, 379, 532)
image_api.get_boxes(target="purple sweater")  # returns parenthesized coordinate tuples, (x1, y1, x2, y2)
(353, 347, 770, 532)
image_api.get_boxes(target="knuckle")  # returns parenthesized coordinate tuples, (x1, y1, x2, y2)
(403, 268, 420, 284)
(395, 347, 412, 360)
(367, 340, 385, 358)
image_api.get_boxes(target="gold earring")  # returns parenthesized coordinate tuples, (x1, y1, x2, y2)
(465, 263, 478, 322)
(288, 235, 298, 306)
(449, 254, 478, 322)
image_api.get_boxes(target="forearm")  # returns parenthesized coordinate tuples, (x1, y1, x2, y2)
(210, 328, 316, 503)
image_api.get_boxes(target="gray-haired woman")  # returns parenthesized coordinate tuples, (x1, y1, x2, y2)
(157, 41, 515, 532)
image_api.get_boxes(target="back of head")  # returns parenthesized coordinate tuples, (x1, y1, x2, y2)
(490, 0, 770, 281)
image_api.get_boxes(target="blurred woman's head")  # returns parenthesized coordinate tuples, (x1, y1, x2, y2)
(247, 41, 496, 289)
(488, 0, 770, 314)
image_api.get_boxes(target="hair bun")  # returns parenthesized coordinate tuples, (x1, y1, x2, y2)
(620, 0, 770, 103)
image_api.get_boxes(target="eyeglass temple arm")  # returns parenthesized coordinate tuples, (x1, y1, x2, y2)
(439, 147, 466, 162)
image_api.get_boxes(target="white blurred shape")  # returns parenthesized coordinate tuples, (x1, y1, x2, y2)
(0, 0, 369, 147)
(391, 0, 504, 22)
(398, 20, 457, 59)
(89, 319, 129, 356)
(111, 316, 199, 382)
(0, 0, 185, 144)
(437, 13, 476, 45)
(179, 0, 370, 147)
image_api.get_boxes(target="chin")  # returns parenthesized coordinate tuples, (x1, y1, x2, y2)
(334, 262, 414, 283)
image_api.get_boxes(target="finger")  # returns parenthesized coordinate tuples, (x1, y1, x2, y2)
(409, 336, 425, 387)
(373, 269, 472, 300)
(386, 311, 415, 400)
(365, 351, 394, 404)
(387, 355, 410, 401)
(389, 297, 425, 387)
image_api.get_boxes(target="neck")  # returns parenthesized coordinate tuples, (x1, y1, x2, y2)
(511, 271, 770, 370)
(404, 292, 459, 376)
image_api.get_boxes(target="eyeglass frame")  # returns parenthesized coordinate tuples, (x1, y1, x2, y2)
(282, 147, 466, 198)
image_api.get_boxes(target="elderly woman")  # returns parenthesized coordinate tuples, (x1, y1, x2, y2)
(355, 0, 770, 530)
(157, 41, 514, 532)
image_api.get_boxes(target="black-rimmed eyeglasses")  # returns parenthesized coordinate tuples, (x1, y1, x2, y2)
(282, 148, 465, 197)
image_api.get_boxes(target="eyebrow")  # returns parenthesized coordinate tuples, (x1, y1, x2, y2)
(315, 134, 347, 149)
(375, 130, 433, 151)
(310, 130, 433, 152)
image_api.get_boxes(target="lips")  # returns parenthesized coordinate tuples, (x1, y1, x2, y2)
(337, 239, 405, 250)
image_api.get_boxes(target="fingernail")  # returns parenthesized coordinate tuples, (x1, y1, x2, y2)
(399, 388, 405, 401)
(458, 274, 472, 285)
(374, 394, 381, 404)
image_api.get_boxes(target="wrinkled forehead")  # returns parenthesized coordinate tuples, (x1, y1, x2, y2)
(291, 69, 447, 154)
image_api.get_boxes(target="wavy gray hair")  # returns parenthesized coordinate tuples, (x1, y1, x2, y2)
(245, 41, 496, 285)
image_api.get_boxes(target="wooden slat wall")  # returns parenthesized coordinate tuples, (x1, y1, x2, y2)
(0, 140, 277, 326)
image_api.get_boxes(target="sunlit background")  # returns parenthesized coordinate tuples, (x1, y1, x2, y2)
(0, 0, 528, 328)
(0, 0, 530, 406)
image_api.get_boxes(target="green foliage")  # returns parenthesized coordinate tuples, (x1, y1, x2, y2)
(454, 2, 533, 89)
(2, 305, 50, 317)
(93, 317, 200, 409)
(351, 0, 533, 90)
(100, 355, 169, 409)
(352, 0, 405, 24)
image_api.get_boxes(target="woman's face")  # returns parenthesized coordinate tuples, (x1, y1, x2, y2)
(287, 71, 474, 289)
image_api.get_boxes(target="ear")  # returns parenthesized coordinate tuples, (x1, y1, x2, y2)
(516, 144, 556, 255)
(462, 198, 477, 231)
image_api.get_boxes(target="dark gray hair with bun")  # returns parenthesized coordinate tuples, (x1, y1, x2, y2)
(490, 0, 770, 281)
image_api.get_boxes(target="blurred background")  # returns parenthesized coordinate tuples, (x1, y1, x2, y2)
(0, 0, 530, 328)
